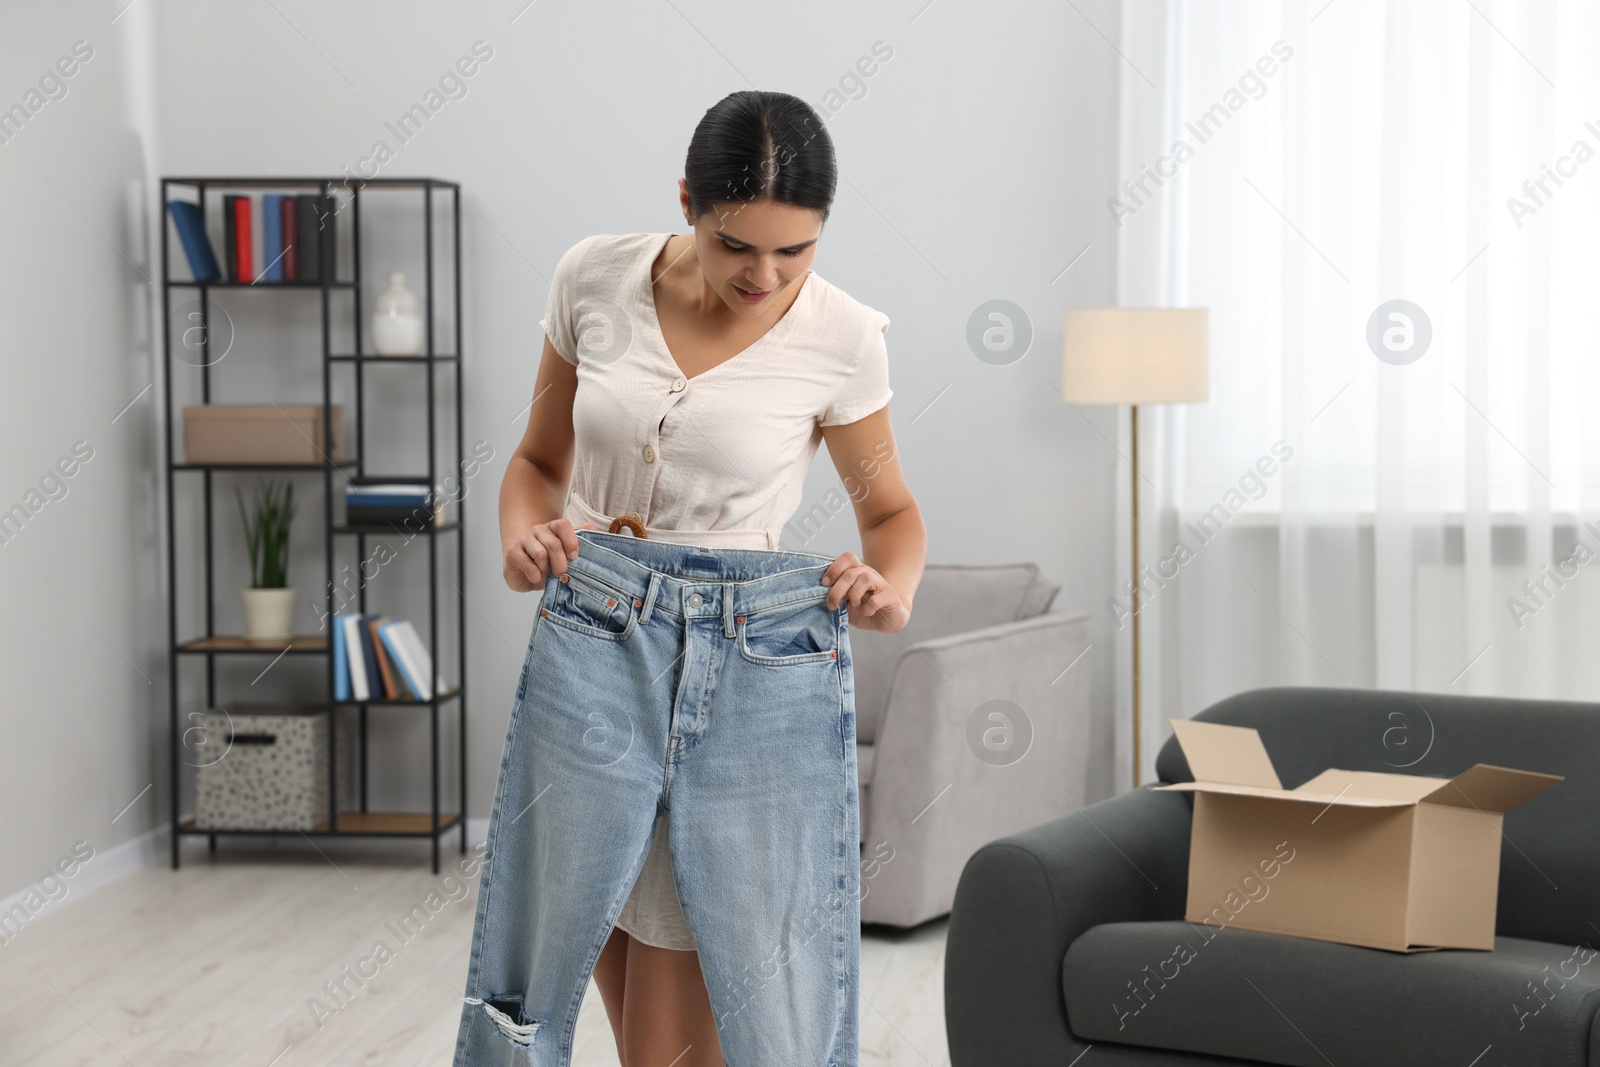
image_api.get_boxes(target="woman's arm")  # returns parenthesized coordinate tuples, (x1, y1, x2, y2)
(818, 403, 925, 634)
(500, 336, 587, 592)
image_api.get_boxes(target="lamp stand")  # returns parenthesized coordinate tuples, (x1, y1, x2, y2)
(1130, 402, 1142, 789)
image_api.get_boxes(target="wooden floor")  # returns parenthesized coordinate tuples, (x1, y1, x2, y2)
(0, 839, 952, 1066)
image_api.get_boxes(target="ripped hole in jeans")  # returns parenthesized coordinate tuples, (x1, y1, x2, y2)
(466, 993, 542, 1047)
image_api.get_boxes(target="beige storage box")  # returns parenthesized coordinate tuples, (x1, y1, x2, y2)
(191, 702, 357, 830)
(1155, 718, 1563, 952)
(183, 403, 345, 464)
(192, 703, 330, 830)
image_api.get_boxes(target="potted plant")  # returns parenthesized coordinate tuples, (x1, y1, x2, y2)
(236, 478, 298, 643)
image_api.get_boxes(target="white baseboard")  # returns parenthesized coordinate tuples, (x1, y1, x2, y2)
(2, 817, 494, 941)
(0, 824, 167, 942)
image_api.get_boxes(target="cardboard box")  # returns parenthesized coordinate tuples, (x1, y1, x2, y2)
(183, 403, 344, 465)
(1155, 719, 1562, 952)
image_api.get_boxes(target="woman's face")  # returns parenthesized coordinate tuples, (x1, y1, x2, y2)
(688, 196, 823, 318)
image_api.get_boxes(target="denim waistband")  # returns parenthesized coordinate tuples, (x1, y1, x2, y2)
(565, 528, 838, 624)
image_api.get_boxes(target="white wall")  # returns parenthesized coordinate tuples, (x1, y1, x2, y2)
(0, 0, 1125, 898)
(0, 3, 167, 901)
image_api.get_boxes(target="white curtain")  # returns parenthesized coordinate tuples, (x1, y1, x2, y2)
(1115, 0, 1600, 789)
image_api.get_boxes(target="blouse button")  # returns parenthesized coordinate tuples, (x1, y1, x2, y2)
(671, 375, 687, 392)
(643, 445, 656, 462)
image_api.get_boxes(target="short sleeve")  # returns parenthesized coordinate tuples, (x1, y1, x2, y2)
(819, 309, 893, 426)
(538, 235, 599, 366)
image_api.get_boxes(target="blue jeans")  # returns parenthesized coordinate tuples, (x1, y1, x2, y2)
(454, 528, 861, 1066)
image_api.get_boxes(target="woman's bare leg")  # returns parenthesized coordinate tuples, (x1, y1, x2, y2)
(621, 936, 725, 1067)
(593, 926, 631, 1064)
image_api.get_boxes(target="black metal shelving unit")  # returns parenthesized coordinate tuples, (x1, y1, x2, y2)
(160, 176, 467, 873)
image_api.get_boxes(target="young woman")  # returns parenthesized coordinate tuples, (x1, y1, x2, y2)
(461, 89, 924, 1067)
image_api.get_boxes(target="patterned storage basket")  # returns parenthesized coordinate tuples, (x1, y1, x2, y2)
(192, 703, 331, 830)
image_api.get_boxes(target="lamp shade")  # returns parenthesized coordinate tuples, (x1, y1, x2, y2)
(1061, 307, 1210, 404)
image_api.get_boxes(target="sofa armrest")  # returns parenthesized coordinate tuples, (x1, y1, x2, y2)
(944, 787, 1194, 1067)
(860, 611, 1091, 926)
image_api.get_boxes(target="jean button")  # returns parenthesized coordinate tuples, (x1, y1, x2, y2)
(688, 593, 704, 608)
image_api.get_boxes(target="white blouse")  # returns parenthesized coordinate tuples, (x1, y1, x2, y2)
(538, 232, 893, 550)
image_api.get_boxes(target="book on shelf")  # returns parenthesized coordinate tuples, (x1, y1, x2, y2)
(261, 194, 285, 282)
(367, 615, 402, 699)
(358, 612, 383, 698)
(222, 194, 253, 282)
(339, 612, 370, 700)
(332, 612, 436, 701)
(280, 196, 298, 281)
(234, 196, 253, 281)
(344, 482, 444, 528)
(332, 612, 351, 701)
(295, 193, 336, 282)
(165, 200, 220, 282)
(222, 195, 237, 282)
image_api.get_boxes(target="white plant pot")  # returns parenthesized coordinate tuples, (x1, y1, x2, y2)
(242, 587, 296, 643)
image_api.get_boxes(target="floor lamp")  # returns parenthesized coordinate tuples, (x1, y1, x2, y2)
(1061, 308, 1209, 789)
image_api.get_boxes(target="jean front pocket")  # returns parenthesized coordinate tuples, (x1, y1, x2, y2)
(735, 597, 840, 667)
(540, 567, 638, 642)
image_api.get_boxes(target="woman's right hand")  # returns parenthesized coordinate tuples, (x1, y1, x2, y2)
(503, 518, 598, 592)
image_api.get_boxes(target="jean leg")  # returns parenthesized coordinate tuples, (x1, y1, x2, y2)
(454, 610, 674, 1065)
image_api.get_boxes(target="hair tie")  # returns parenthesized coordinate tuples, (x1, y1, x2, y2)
(608, 513, 647, 538)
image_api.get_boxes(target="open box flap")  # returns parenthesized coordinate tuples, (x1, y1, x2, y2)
(1420, 764, 1564, 812)
(1168, 719, 1283, 790)
(1154, 779, 1417, 807)
(1295, 768, 1450, 802)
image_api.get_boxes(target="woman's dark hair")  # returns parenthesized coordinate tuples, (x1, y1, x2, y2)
(684, 91, 836, 224)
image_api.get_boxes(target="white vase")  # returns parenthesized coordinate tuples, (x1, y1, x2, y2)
(242, 587, 296, 643)
(371, 271, 425, 355)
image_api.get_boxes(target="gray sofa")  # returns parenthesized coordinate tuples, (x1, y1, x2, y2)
(850, 562, 1091, 928)
(945, 686, 1599, 1066)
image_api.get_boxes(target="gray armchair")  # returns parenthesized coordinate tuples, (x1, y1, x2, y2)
(945, 686, 1600, 1066)
(850, 562, 1091, 928)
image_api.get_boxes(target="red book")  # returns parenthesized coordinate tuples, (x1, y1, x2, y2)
(232, 196, 253, 282)
(280, 196, 298, 281)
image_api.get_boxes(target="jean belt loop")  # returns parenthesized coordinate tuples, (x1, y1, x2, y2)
(723, 582, 736, 638)
(639, 572, 661, 626)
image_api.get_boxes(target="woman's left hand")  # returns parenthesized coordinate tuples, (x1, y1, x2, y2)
(821, 551, 910, 633)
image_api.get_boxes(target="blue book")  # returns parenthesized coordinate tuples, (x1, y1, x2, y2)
(348, 493, 430, 507)
(261, 194, 285, 281)
(331, 611, 351, 702)
(165, 200, 220, 282)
